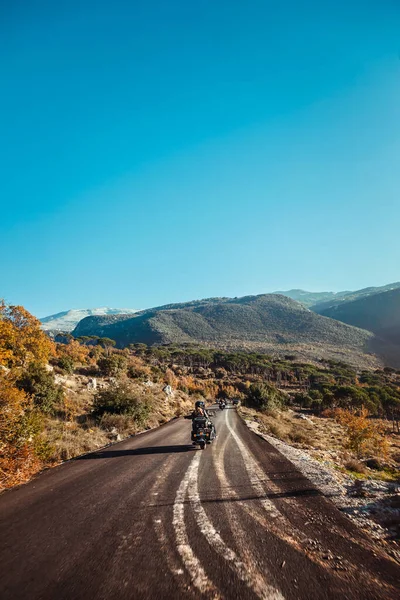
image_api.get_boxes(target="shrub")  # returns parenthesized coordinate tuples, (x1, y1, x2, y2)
(16, 363, 64, 414)
(245, 382, 287, 412)
(344, 458, 367, 474)
(0, 375, 44, 488)
(293, 393, 313, 408)
(93, 381, 151, 427)
(56, 339, 90, 366)
(57, 356, 75, 374)
(98, 355, 128, 377)
(268, 423, 287, 439)
(335, 408, 388, 459)
(99, 413, 133, 435)
(127, 356, 151, 380)
(288, 430, 312, 445)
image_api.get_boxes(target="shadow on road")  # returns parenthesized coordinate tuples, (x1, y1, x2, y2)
(77, 444, 196, 459)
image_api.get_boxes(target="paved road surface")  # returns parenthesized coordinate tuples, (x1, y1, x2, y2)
(0, 406, 399, 599)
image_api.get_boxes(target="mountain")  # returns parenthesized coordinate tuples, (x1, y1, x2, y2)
(276, 283, 400, 309)
(315, 287, 400, 347)
(40, 307, 139, 332)
(73, 294, 380, 366)
(273, 289, 348, 307)
(310, 282, 400, 312)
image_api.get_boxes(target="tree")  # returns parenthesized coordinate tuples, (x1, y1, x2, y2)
(97, 338, 117, 356)
(335, 408, 388, 458)
(245, 382, 287, 412)
(0, 301, 55, 368)
(56, 339, 90, 367)
(0, 374, 43, 489)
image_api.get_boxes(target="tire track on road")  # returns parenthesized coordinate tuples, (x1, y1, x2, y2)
(173, 453, 220, 598)
(187, 450, 284, 600)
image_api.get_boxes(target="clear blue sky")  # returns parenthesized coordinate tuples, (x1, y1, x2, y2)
(1, 0, 399, 317)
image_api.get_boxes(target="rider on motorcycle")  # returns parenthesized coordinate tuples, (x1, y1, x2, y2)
(191, 400, 216, 437)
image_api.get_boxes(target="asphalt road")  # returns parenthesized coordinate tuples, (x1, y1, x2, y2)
(0, 406, 399, 600)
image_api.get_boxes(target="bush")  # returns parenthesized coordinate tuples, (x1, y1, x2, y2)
(93, 381, 151, 427)
(0, 375, 45, 488)
(98, 355, 128, 377)
(16, 364, 64, 414)
(344, 458, 367, 474)
(293, 393, 313, 408)
(288, 430, 312, 445)
(335, 408, 388, 458)
(127, 356, 151, 380)
(99, 413, 133, 435)
(245, 382, 287, 412)
(57, 356, 75, 374)
(268, 423, 287, 439)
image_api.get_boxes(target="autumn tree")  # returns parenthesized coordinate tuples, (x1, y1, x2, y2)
(0, 301, 55, 368)
(335, 408, 388, 458)
(0, 374, 43, 489)
(56, 339, 90, 367)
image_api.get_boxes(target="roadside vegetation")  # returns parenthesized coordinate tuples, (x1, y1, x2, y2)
(1, 300, 400, 491)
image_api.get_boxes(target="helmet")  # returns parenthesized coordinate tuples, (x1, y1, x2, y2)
(195, 400, 205, 408)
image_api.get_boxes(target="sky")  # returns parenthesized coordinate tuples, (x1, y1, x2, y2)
(1, 0, 400, 317)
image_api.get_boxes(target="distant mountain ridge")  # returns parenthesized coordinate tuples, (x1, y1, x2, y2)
(40, 307, 139, 332)
(310, 282, 400, 312)
(273, 289, 347, 307)
(73, 293, 380, 366)
(276, 282, 400, 309)
(315, 287, 400, 346)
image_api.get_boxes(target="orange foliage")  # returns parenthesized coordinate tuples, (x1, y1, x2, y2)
(0, 444, 41, 490)
(128, 355, 152, 379)
(335, 407, 388, 458)
(0, 301, 55, 368)
(57, 339, 90, 365)
(165, 368, 178, 388)
(0, 374, 42, 489)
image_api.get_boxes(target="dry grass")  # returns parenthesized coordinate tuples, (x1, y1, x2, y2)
(38, 375, 195, 466)
(241, 407, 400, 482)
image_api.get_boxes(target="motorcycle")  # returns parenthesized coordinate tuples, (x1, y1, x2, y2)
(191, 416, 216, 450)
(219, 401, 226, 410)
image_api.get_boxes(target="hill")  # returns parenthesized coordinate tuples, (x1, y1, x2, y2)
(73, 294, 381, 367)
(273, 289, 347, 307)
(315, 287, 400, 347)
(40, 307, 139, 332)
(310, 282, 400, 312)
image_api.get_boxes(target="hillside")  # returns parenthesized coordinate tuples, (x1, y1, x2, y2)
(311, 282, 400, 312)
(40, 307, 139, 332)
(73, 294, 380, 366)
(316, 287, 400, 347)
(273, 289, 347, 307)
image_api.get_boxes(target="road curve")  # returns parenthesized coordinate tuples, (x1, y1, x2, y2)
(0, 406, 399, 600)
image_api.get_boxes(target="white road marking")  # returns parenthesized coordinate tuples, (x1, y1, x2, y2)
(188, 451, 284, 600)
(172, 457, 219, 596)
(225, 410, 282, 518)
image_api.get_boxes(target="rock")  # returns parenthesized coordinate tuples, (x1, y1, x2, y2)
(87, 377, 97, 390)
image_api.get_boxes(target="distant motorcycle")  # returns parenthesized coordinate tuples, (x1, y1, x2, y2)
(219, 401, 226, 410)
